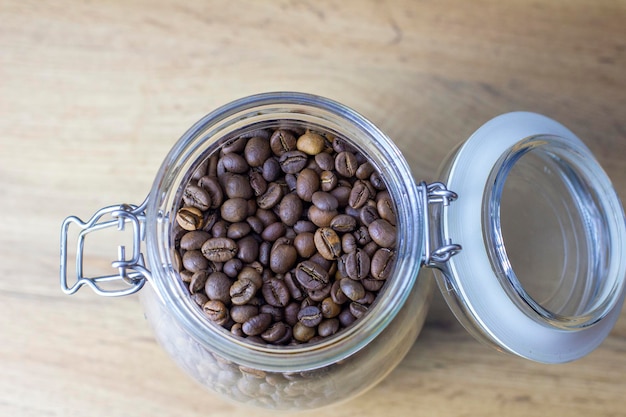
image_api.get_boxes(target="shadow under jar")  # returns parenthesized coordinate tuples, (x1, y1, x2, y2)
(60, 92, 626, 410)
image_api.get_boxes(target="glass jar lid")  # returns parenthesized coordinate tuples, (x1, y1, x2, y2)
(435, 112, 626, 363)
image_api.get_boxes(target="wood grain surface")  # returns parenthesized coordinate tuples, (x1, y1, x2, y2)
(1, 1, 625, 416)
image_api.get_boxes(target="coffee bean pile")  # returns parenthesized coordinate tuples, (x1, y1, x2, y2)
(173, 126, 397, 345)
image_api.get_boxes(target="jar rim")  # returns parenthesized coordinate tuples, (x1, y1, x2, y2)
(144, 92, 425, 371)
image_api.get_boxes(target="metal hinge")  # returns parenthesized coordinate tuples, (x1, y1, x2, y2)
(421, 182, 462, 267)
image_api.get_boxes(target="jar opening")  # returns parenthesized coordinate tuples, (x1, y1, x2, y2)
(485, 135, 624, 329)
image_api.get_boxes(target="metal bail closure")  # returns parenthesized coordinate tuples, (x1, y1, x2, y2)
(60, 199, 151, 297)
(420, 182, 462, 267)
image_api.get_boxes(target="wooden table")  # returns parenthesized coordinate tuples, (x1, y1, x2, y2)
(2, 1, 625, 415)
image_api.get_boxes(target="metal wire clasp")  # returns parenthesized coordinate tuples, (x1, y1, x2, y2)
(60, 199, 151, 297)
(421, 182, 462, 267)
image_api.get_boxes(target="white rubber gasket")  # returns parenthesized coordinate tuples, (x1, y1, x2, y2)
(443, 112, 625, 363)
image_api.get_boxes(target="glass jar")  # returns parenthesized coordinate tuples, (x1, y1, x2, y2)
(60, 92, 626, 409)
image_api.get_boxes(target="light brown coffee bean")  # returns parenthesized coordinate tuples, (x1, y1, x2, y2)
(297, 131, 326, 155)
(293, 322, 316, 342)
(176, 206, 204, 231)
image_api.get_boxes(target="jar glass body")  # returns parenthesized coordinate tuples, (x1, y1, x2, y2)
(138, 92, 430, 409)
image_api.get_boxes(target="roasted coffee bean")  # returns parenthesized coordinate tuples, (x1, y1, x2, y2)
(284, 173, 297, 192)
(376, 192, 396, 225)
(341, 233, 357, 253)
(256, 208, 278, 226)
(356, 291, 376, 305)
(319, 170, 337, 192)
(257, 182, 284, 210)
(220, 198, 249, 223)
(222, 137, 247, 154)
(246, 216, 264, 234)
(278, 193, 303, 226)
(338, 307, 356, 327)
(284, 272, 305, 301)
(236, 235, 259, 263)
(262, 277, 291, 307)
(230, 304, 259, 323)
(362, 277, 386, 291)
(295, 260, 330, 290)
(335, 151, 358, 178)
(189, 270, 209, 294)
(294, 232, 316, 258)
(261, 221, 286, 241)
(349, 302, 368, 319)
(242, 313, 272, 336)
(180, 230, 211, 251)
(270, 243, 297, 274)
(260, 304, 284, 322)
(356, 162, 375, 180)
(293, 220, 317, 234)
(344, 248, 371, 280)
(258, 240, 271, 266)
(297, 131, 326, 155)
(295, 168, 319, 202)
(284, 301, 301, 326)
(339, 278, 365, 301)
(298, 305, 323, 327)
(370, 171, 385, 190)
(363, 240, 379, 258)
(359, 204, 380, 226)
(222, 173, 254, 199)
(318, 318, 340, 337)
(371, 248, 395, 280)
(330, 213, 357, 233)
(315, 152, 334, 171)
(182, 250, 209, 273)
(330, 185, 351, 207)
(353, 226, 372, 246)
(244, 136, 271, 167)
(211, 220, 228, 238)
(368, 219, 396, 248)
(321, 297, 341, 318)
(231, 322, 245, 337)
(223, 258, 243, 278)
(203, 300, 229, 325)
(238, 266, 263, 288)
(270, 129, 297, 156)
(205, 272, 231, 303)
(311, 191, 338, 211)
(198, 176, 224, 209)
(261, 157, 281, 182)
(179, 269, 193, 283)
(349, 180, 373, 209)
(314, 227, 342, 260)
(293, 322, 316, 342)
(230, 278, 258, 305)
(227, 222, 251, 240)
(190, 292, 209, 306)
(248, 171, 267, 196)
(261, 321, 291, 343)
(176, 206, 204, 231)
(201, 237, 238, 262)
(221, 153, 249, 173)
(183, 184, 212, 211)
(279, 151, 308, 174)
(308, 283, 332, 302)
(307, 206, 337, 228)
